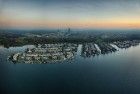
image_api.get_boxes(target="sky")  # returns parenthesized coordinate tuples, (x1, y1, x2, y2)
(0, 0, 140, 29)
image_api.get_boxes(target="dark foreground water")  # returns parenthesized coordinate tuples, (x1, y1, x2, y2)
(1, 44, 140, 94)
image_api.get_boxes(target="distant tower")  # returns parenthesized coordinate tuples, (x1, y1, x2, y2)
(67, 28, 71, 34)
(65, 28, 71, 36)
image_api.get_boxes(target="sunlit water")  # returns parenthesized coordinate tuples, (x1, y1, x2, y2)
(0, 44, 140, 94)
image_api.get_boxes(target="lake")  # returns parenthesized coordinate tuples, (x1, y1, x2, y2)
(0, 43, 140, 94)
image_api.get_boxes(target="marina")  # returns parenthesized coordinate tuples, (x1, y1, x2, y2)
(1, 41, 140, 94)
(9, 40, 140, 63)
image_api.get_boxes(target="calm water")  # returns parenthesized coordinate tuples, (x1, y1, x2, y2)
(1, 44, 140, 94)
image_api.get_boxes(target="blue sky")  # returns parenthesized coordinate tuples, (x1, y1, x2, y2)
(0, 0, 140, 29)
